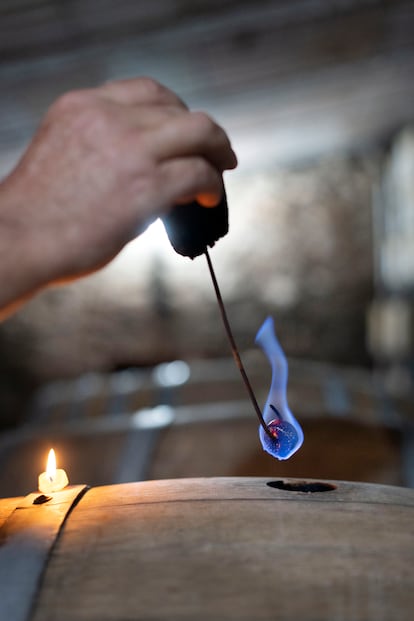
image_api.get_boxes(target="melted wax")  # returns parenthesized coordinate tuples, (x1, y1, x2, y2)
(255, 317, 304, 460)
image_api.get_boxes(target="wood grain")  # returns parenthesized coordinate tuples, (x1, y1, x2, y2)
(0, 486, 88, 621)
(31, 477, 414, 621)
(0, 496, 20, 529)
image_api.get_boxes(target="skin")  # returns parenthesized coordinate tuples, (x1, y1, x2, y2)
(0, 77, 237, 320)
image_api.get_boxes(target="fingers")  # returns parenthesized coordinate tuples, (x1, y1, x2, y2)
(157, 157, 226, 209)
(48, 77, 237, 214)
(62, 77, 237, 177)
(109, 102, 187, 131)
(147, 110, 238, 173)
(98, 77, 188, 110)
(112, 105, 237, 174)
(98, 78, 237, 173)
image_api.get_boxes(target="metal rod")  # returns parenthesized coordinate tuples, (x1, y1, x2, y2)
(204, 249, 274, 440)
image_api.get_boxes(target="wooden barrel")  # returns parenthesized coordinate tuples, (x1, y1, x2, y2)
(0, 356, 409, 498)
(0, 477, 413, 621)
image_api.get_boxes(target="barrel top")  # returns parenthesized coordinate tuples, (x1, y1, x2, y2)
(30, 477, 414, 621)
(2, 477, 413, 621)
(76, 476, 414, 511)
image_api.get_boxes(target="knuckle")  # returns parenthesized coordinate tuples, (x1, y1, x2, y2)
(50, 89, 92, 116)
(139, 76, 171, 102)
(190, 112, 226, 145)
(191, 111, 216, 133)
(100, 76, 187, 109)
(50, 91, 110, 136)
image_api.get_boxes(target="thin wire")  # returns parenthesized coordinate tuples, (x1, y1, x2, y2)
(204, 249, 274, 440)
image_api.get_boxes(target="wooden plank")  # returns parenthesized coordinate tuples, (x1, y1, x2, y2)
(32, 478, 414, 621)
(0, 496, 21, 529)
(0, 486, 88, 621)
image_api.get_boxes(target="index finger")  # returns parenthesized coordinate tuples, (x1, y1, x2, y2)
(98, 77, 188, 110)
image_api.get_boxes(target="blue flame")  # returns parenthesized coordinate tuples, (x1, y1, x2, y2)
(255, 317, 304, 460)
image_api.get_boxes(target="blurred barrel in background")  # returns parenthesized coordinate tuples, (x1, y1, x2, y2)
(0, 355, 410, 498)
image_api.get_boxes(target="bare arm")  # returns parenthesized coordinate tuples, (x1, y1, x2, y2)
(0, 77, 237, 320)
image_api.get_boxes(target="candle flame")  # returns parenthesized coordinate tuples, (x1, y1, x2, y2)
(46, 448, 57, 479)
(39, 447, 68, 493)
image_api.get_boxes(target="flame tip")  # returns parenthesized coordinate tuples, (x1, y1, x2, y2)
(46, 447, 57, 478)
(255, 316, 274, 344)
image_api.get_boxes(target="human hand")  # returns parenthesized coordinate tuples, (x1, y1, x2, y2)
(0, 77, 237, 317)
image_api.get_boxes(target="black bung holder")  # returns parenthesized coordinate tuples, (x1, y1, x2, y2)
(161, 190, 228, 259)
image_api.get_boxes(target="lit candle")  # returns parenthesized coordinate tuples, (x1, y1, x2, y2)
(38, 448, 69, 493)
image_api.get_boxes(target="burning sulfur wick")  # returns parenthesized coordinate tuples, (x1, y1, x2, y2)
(255, 317, 304, 459)
(204, 249, 274, 441)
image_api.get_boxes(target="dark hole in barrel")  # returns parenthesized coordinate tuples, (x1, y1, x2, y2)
(267, 480, 337, 493)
